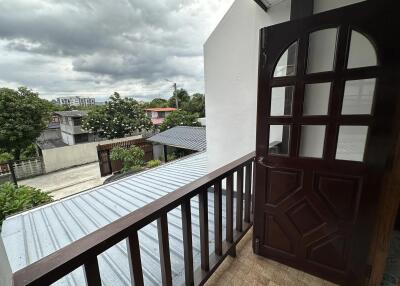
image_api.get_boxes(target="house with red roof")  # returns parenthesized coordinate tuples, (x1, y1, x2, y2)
(145, 107, 176, 125)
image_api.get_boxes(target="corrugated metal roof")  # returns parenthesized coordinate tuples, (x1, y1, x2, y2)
(1, 152, 236, 286)
(148, 126, 207, 151)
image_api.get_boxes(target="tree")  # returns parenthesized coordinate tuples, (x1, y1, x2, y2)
(82, 92, 152, 139)
(0, 87, 52, 160)
(48, 103, 72, 112)
(168, 88, 190, 108)
(159, 110, 201, 132)
(149, 98, 169, 108)
(182, 93, 205, 117)
(110, 145, 145, 172)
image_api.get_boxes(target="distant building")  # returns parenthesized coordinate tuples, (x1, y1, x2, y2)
(56, 96, 95, 107)
(36, 114, 66, 150)
(145, 107, 176, 125)
(53, 111, 100, 145)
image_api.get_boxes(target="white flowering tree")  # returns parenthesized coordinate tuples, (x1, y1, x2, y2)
(82, 92, 152, 139)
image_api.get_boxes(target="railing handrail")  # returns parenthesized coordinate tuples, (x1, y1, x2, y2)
(13, 151, 256, 286)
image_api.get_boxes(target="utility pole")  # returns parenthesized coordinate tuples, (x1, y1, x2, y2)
(165, 79, 179, 109)
(173, 82, 178, 109)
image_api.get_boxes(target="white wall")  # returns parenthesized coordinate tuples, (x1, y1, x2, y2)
(0, 239, 12, 286)
(61, 131, 75, 145)
(204, 0, 371, 171)
(42, 135, 142, 173)
(314, 0, 366, 14)
(204, 0, 290, 171)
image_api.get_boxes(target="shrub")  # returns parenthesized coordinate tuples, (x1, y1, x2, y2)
(167, 153, 177, 162)
(147, 160, 162, 169)
(0, 152, 13, 164)
(110, 145, 145, 172)
(0, 183, 53, 227)
(130, 165, 144, 173)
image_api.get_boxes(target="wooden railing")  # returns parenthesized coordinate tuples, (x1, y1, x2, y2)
(13, 152, 256, 286)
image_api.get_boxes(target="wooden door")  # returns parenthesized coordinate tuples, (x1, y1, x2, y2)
(98, 150, 112, 177)
(253, 1, 400, 285)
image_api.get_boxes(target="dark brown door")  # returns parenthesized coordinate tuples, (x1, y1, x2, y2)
(98, 150, 112, 177)
(253, 1, 400, 285)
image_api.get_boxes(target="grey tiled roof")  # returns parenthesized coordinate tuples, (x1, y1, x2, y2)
(1, 152, 238, 286)
(36, 139, 68, 150)
(147, 126, 206, 151)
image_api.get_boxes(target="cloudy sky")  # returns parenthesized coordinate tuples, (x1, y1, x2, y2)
(0, 0, 233, 101)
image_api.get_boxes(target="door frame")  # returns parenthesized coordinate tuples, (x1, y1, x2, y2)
(253, 1, 400, 284)
(369, 98, 400, 285)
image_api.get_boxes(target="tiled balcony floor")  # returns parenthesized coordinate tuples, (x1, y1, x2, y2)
(205, 228, 338, 286)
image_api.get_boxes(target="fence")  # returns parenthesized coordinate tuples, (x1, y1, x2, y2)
(13, 157, 45, 179)
(97, 138, 153, 176)
(0, 158, 45, 182)
(0, 163, 11, 184)
(12, 152, 255, 286)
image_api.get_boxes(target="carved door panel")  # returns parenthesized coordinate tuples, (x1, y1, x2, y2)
(253, 1, 400, 285)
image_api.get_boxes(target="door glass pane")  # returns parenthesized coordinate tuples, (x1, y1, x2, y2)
(336, 126, 368, 162)
(303, 83, 331, 115)
(348, 30, 377, 69)
(307, 28, 338, 74)
(299, 125, 326, 158)
(273, 42, 298, 77)
(271, 86, 294, 116)
(269, 125, 290, 156)
(342, 78, 376, 115)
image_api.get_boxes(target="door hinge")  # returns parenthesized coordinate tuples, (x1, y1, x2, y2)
(254, 237, 260, 254)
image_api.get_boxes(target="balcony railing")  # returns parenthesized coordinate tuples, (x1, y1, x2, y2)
(13, 152, 256, 286)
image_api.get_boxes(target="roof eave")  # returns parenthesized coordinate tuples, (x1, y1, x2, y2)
(254, 0, 269, 12)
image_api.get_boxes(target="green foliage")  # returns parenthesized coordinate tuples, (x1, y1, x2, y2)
(20, 144, 37, 160)
(48, 102, 72, 112)
(130, 165, 145, 173)
(146, 160, 162, 169)
(0, 183, 53, 227)
(182, 93, 205, 117)
(0, 152, 13, 164)
(149, 98, 169, 108)
(168, 89, 190, 108)
(167, 153, 177, 162)
(159, 110, 201, 132)
(110, 145, 145, 172)
(82, 92, 152, 139)
(0, 87, 52, 159)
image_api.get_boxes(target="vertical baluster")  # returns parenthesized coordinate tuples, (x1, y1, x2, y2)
(214, 181, 222, 256)
(236, 167, 244, 232)
(84, 256, 102, 286)
(244, 163, 252, 223)
(251, 161, 256, 219)
(127, 231, 144, 286)
(199, 189, 209, 271)
(181, 200, 194, 286)
(157, 214, 172, 286)
(226, 174, 234, 243)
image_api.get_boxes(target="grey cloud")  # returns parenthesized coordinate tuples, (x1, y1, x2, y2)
(0, 0, 233, 99)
